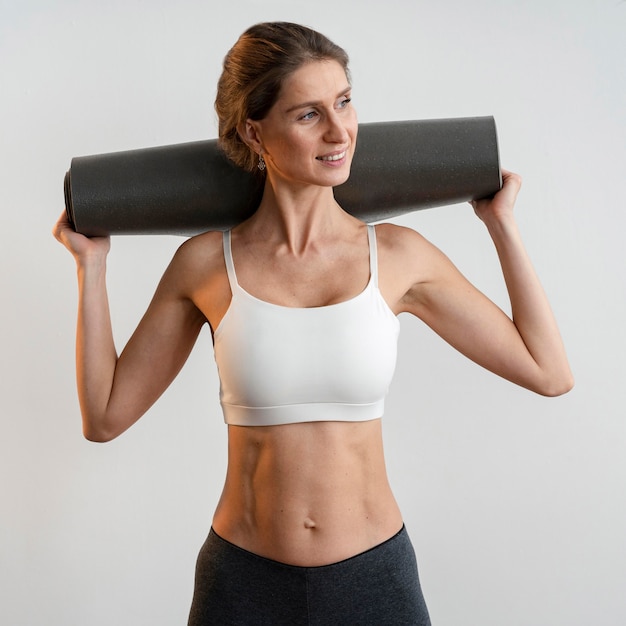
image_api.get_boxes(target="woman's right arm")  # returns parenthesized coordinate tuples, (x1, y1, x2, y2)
(53, 212, 207, 442)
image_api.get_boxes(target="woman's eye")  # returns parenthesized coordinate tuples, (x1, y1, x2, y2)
(339, 97, 352, 109)
(301, 111, 317, 121)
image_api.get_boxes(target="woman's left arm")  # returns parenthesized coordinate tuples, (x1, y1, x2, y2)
(399, 170, 574, 396)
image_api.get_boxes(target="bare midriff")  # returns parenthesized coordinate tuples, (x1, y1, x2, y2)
(211, 418, 403, 567)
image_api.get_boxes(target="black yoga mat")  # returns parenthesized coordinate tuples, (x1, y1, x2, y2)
(64, 117, 501, 236)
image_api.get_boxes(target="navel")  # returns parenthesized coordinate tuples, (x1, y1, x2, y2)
(303, 517, 317, 530)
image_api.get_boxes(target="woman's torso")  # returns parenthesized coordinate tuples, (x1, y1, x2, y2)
(187, 219, 406, 566)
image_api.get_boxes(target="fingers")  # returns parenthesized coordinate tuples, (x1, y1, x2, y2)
(500, 169, 522, 193)
(52, 210, 111, 259)
(470, 168, 522, 223)
(52, 210, 74, 243)
(497, 169, 522, 208)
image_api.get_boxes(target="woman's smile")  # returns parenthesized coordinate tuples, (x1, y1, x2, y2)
(316, 149, 348, 163)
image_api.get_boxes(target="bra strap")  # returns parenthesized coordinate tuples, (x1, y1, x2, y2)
(222, 230, 239, 290)
(367, 224, 379, 287)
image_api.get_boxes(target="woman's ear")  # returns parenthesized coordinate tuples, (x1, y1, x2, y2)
(237, 119, 264, 155)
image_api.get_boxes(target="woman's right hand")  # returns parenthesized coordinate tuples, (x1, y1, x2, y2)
(52, 211, 111, 263)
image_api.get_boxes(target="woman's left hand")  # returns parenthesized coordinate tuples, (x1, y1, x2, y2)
(471, 169, 522, 224)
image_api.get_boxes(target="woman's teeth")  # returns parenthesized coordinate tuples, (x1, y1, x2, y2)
(318, 151, 346, 161)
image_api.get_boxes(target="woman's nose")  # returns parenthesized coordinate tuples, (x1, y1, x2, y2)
(323, 111, 350, 143)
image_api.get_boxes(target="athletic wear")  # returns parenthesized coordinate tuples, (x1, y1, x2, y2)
(188, 525, 431, 626)
(213, 225, 400, 426)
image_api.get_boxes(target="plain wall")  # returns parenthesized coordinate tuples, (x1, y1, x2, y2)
(1, 1, 625, 624)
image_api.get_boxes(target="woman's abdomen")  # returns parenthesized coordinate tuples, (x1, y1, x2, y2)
(211, 419, 403, 566)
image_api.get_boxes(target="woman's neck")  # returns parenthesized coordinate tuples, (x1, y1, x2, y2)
(242, 181, 349, 256)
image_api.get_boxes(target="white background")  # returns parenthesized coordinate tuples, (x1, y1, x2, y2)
(1, 1, 625, 624)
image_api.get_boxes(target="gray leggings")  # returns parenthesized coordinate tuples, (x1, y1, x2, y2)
(188, 525, 431, 625)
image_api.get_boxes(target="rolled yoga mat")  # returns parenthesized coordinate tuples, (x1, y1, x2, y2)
(64, 116, 501, 236)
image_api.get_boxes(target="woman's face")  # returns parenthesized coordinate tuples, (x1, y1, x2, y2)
(245, 59, 358, 189)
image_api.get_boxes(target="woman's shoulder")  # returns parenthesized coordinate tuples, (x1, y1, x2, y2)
(373, 222, 435, 258)
(373, 221, 452, 291)
(162, 230, 226, 289)
(173, 229, 224, 266)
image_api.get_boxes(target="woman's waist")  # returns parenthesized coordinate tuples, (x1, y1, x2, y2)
(211, 487, 403, 566)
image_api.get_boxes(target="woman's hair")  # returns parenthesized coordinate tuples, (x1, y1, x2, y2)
(215, 22, 350, 173)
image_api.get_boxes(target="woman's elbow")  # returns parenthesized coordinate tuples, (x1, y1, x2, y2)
(83, 425, 118, 443)
(536, 370, 575, 397)
(81, 415, 126, 443)
(83, 431, 114, 443)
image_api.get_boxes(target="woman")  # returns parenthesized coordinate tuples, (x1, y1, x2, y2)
(53, 22, 573, 626)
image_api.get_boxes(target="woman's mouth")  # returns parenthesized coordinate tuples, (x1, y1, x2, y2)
(316, 150, 347, 162)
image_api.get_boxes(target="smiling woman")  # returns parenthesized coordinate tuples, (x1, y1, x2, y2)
(215, 22, 351, 174)
(240, 59, 357, 189)
(52, 20, 572, 626)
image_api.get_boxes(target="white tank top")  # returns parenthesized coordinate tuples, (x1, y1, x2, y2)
(213, 225, 400, 426)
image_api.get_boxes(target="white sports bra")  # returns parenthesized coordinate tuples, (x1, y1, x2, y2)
(213, 225, 400, 426)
